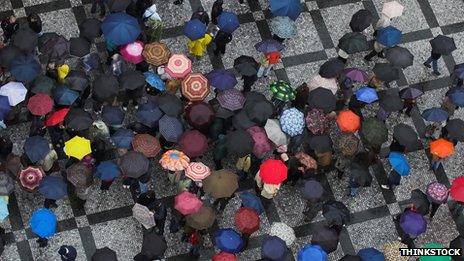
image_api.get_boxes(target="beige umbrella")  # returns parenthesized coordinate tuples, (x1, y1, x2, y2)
(264, 119, 288, 146)
(383, 241, 408, 261)
(186, 206, 215, 230)
(203, 170, 238, 199)
(381, 1, 404, 18)
(308, 74, 338, 94)
(132, 203, 156, 229)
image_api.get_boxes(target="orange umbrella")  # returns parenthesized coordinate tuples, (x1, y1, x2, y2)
(132, 134, 161, 158)
(430, 138, 454, 158)
(336, 110, 360, 133)
(182, 73, 209, 101)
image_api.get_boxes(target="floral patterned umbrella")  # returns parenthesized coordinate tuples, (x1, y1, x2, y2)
(120, 41, 144, 64)
(132, 134, 161, 158)
(185, 162, 211, 181)
(280, 108, 304, 137)
(426, 182, 449, 204)
(246, 126, 272, 158)
(159, 150, 190, 171)
(19, 166, 44, 191)
(142, 42, 170, 66)
(295, 152, 317, 170)
(217, 89, 246, 111)
(305, 108, 329, 135)
(336, 133, 359, 156)
(165, 54, 192, 78)
(181, 73, 209, 101)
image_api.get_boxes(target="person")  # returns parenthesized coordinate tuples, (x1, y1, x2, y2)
(381, 169, 401, 190)
(137, 191, 167, 235)
(91, 0, 106, 17)
(191, 7, 209, 26)
(211, 0, 223, 25)
(58, 245, 77, 261)
(27, 13, 43, 35)
(187, 33, 213, 59)
(393, 209, 417, 248)
(187, 229, 202, 258)
(1, 15, 18, 44)
(213, 30, 232, 56)
(257, 51, 280, 78)
(423, 51, 442, 76)
(143, 4, 163, 42)
(364, 40, 386, 61)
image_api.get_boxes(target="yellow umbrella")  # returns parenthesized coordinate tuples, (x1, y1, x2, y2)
(64, 136, 91, 160)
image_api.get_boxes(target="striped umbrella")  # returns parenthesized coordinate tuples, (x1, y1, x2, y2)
(165, 54, 192, 78)
(159, 150, 190, 171)
(142, 42, 170, 66)
(185, 162, 211, 181)
(132, 134, 161, 158)
(217, 89, 246, 111)
(182, 73, 209, 101)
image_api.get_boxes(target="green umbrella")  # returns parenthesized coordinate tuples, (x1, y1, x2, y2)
(31, 75, 56, 95)
(361, 118, 388, 147)
(269, 80, 295, 102)
(419, 243, 450, 261)
(338, 32, 368, 54)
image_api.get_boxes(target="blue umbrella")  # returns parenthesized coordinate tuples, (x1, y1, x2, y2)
(357, 247, 385, 261)
(101, 105, 124, 126)
(254, 39, 284, 53)
(355, 86, 378, 103)
(280, 108, 304, 137)
(183, 19, 206, 40)
(301, 180, 324, 200)
(447, 87, 464, 107)
(214, 228, 244, 254)
(421, 107, 449, 122)
(454, 64, 464, 80)
(38, 176, 68, 200)
(399, 210, 427, 237)
(262, 236, 288, 261)
(388, 152, 410, 176)
(101, 12, 141, 45)
(136, 100, 163, 128)
(24, 136, 50, 163)
(0, 199, 8, 220)
(95, 160, 121, 180)
(110, 128, 134, 149)
(376, 26, 402, 47)
(0, 95, 11, 120)
(159, 115, 183, 142)
(239, 191, 264, 214)
(297, 244, 328, 261)
(270, 0, 302, 21)
(10, 55, 41, 82)
(207, 69, 237, 91)
(217, 11, 240, 34)
(53, 85, 79, 105)
(270, 16, 297, 39)
(143, 72, 165, 92)
(29, 208, 57, 238)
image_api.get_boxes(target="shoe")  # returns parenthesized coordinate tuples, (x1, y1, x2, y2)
(122, 106, 128, 111)
(364, 56, 372, 62)
(423, 62, 431, 68)
(134, 105, 139, 110)
(173, 0, 182, 4)
(433, 71, 441, 76)
(381, 184, 390, 190)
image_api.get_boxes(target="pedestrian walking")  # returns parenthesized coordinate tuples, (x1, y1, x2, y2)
(90, 0, 106, 17)
(211, 0, 224, 25)
(423, 51, 442, 76)
(213, 30, 232, 56)
(257, 51, 281, 78)
(27, 13, 43, 36)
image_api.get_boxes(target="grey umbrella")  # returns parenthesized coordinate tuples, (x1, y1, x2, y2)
(79, 18, 102, 41)
(65, 70, 89, 92)
(269, 16, 297, 39)
(386, 46, 414, 68)
(66, 162, 93, 188)
(0, 45, 22, 69)
(338, 32, 368, 54)
(430, 35, 456, 55)
(119, 151, 149, 178)
(226, 129, 254, 157)
(373, 63, 399, 82)
(445, 119, 464, 141)
(232, 111, 256, 130)
(393, 124, 422, 151)
(0, 172, 14, 196)
(157, 93, 182, 117)
(322, 200, 350, 226)
(12, 28, 38, 53)
(379, 88, 404, 112)
(64, 108, 93, 131)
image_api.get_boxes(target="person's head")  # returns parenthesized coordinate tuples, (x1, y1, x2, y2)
(216, 0, 224, 4)
(197, 6, 204, 12)
(8, 15, 16, 23)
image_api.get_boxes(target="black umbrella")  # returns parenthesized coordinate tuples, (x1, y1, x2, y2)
(322, 200, 350, 226)
(445, 118, 464, 141)
(234, 55, 259, 76)
(393, 124, 422, 151)
(157, 93, 182, 117)
(79, 18, 102, 41)
(373, 63, 399, 82)
(65, 70, 89, 92)
(119, 70, 146, 90)
(119, 151, 149, 178)
(450, 236, 464, 261)
(92, 247, 117, 261)
(102, 105, 124, 126)
(410, 189, 430, 215)
(70, 37, 91, 57)
(140, 230, 168, 259)
(311, 225, 340, 253)
(0, 45, 22, 69)
(244, 91, 267, 103)
(349, 162, 372, 187)
(349, 9, 373, 32)
(379, 89, 403, 112)
(340, 255, 362, 261)
(39, 34, 70, 63)
(92, 74, 120, 102)
(309, 135, 333, 153)
(386, 46, 414, 68)
(64, 108, 93, 131)
(107, 0, 132, 12)
(232, 111, 256, 130)
(308, 87, 336, 113)
(301, 180, 324, 200)
(338, 32, 368, 54)
(245, 99, 274, 124)
(430, 35, 456, 55)
(226, 129, 254, 157)
(399, 87, 423, 100)
(319, 58, 345, 78)
(12, 28, 38, 53)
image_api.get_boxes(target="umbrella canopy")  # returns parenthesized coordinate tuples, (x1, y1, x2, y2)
(92, 247, 118, 261)
(270, 16, 297, 39)
(110, 128, 134, 149)
(183, 19, 207, 40)
(207, 69, 237, 91)
(65, 70, 88, 92)
(133, 203, 156, 229)
(107, 0, 131, 12)
(38, 176, 67, 200)
(393, 124, 421, 152)
(337, 133, 359, 156)
(302, 180, 324, 200)
(239, 191, 264, 214)
(337, 110, 360, 133)
(270, 80, 296, 102)
(451, 176, 464, 203)
(226, 129, 254, 157)
(349, 162, 372, 187)
(146, 71, 164, 91)
(64, 108, 92, 131)
(12, 28, 38, 52)
(308, 75, 339, 94)
(93, 74, 120, 102)
(186, 205, 215, 230)
(445, 119, 464, 141)
(422, 107, 448, 122)
(311, 226, 340, 254)
(447, 87, 464, 107)
(0, 45, 21, 69)
(217, 89, 246, 111)
(218, 11, 240, 34)
(29, 208, 57, 238)
(215, 228, 243, 253)
(255, 39, 284, 53)
(24, 136, 50, 163)
(388, 152, 410, 176)
(264, 119, 288, 146)
(383, 241, 408, 261)
(159, 150, 190, 172)
(322, 200, 350, 226)
(430, 35, 456, 55)
(19, 167, 44, 190)
(235, 207, 260, 235)
(142, 42, 171, 66)
(358, 247, 385, 261)
(69, 37, 91, 57)
(0, 198, 8, 221)
(182, 73, 209, 101)
(450, 236, 464, 260)
(101, 12, 141, 45)
(66, 162, 93, 188)
(400, 87, 423, 100)
(260, 159, 288, 185)
(119, 70, 145, 91)
(120, 41, 144, 64)
(410, 189, 430, 215)
(361, 118, 388, 147)
(158, 93, 182, 117)
(101, 105, 124, 126)
(10, 55, 41, 82)
(132, 134, 161, 158)
(430, 138, 454, 158)
(185, 102, 214, 131)
(159, 115, 183, 142)
(308, 87, 336, 113)
(136, 100, 163, 128)
(380, 89, 404, 112)
(203, 170, 238, 198)
(185, 162, 211, 182)
(319, 58, 345, 78)
(32, 75, 55, 95)
(270, 0, 301, 20)
(344, 68, 368, 82)
(179, 130, 208, 158)
(95, 160, 121, 180)
(64, 136, 91, 160)
(373, 63, 399, 82)
(140, 230, 167, 258)
(165, 54, 192, 78)
(39, 34, 69, 62)
(399, 210, 427, 237)
(119, 151, 149, 178)
(245, 99, 274, 124)
(262, 236, 288, 261)
(269, 222, 295, 247)
(79, 18, 102, 41)
(234, 55, 259, 76)
(355, 86, 378, 103)
(298, 244, 328, 261)
(376, 26, 402, 47)
(382, 0, 404, 18)
(350, 9, 373, 32)
(295, 152, 317, 170)
(233, 111, 255, 130)
(212, 252, 238, 261)
(0, 172, 14, 196)
(426, 182, 449, 204)
(53, 85, 79, 106)
(280, 108, 305, 137)
(386, 46, 413, 68)
(454, 63, 464, 79)
(175, 191, 203, 215)
(246, 126, 272, 157)
(420, 243, 451, 261)
(338, 32, 368, 54)
(309, 135, 333, 153)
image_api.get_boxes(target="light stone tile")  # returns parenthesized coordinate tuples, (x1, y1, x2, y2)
(429, 0, 464, 26)
(84, 178, 134, 215)
(285, 60, 325, 88)
(157, 0, 193, 28)
(320, 2, 365, 45)
(0, 1, 12, 12)
(13, 8, 26, 18)
(371, 0, 429, 33)
(448, 31, 464, 65)
(29, 229, 87, 261)
(22, 0, 55, 7)
(252, 11, 265, 21)
(346, 216, 398, 251)
(41, 9, 80, 39)
(281, 12, 324, 57)
(0, 243, 21, 261)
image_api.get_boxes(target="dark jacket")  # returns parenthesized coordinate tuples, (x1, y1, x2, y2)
(191, 10, 210, 25)
(431, 52, 441, 60)
(1, 19, 18, 38)
(27, 13, 42, 34)
(211, 0, 223, 24)
(58, 245, 77, 261)
(213, 30, 232, 47)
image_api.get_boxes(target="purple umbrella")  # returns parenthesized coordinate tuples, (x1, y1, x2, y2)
(159, 115, 183, 142)
(217, 89, 246, 111)
(344, 68, 368, 82)
(254, 39, 284, 53)
(399, 210, 427, 237)
(207, 69, 237, 91)
(400, 87, 423, 100)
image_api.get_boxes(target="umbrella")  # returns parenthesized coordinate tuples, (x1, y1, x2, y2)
(110, 128, 134, 149)
(270, 80, 296, 102)
(382, 0, 404, 18)
(218, 11, 240, 34)
(308, 88, 336, 113)
(234, 55, 259, 76)
(376, 26, 402, 47)
(312, 226, 340, 253)
(101, 12, 141, 45)
(451, 176, 464, 202)
(226, 129, 254, 157)
(340, 255, 361, 261)
(261, 236, 288, 261)
(254, 39, 284, 53)
(64, 136, 91, 160)
(175, 191, 203, 215)
(0, 45, 21, 69)
(297, 244, 328, 261)
(445, 119, 464, 141)
(65, 70, 88, 92)
(12, 28, 38, 52)
(136, 100, 163, 128)
(0, 198, 7, 221)
(269, 222, 295, 247)
(245, 99, 274, 124)
(373, 63, 399, 82)
(66, 162, 93, 188)
(383, 241, 408, 261)
(159, 150, 190, 171)
(165, 54, 192, 78)
(393, 124, 421, 152)
(38, 176, 67, 200)
(69, 37, 90, 57)
(309, 135, 333, 153)
(10, 55, 41, 82)
(95, 160, 121, 180)
(119, 70, 145, 91)
(264, 119, 288, 146)
(280, 108, 305, 137)
(358, 248, 385, 261)
(186, 206, 215, 230)
(349, 162, 372, 187)
(53, 85, 79, 106)
(218, 89, 246, 111)
(270, 16, 297, 39)
(426, 182, 449, 204)
(337, 110, 361, 133)
(132, 134, 161, 158)
(79, 18, 102, 41)
(270, 0, 301, 20)
(380, 89, 404, 112)
(185, 102, 214, 131)
(338, 32, 368, 54)
(295, 152, 317, 170)
(308, 74, 339, 94)
(29, 208, 57, 238)
(159, 115, 183, 142)
(92, 247, 117, 261)
(203, 170, 238, 198)
(361, 118, 388, 147)
(39, 34, 69, 62)
(454, 63, 464, 79)
(450, 236, 464, 260)
(120, 41, 144, 64)
(239, 191, 264, 215)
(132, 203, 155, 229)
(215, 228, 243, 253)
(120, 151, 149, 178)
(337, 133, 359, 157)
(386, 46, 414, 68)
(350, 9, 373, 32)
(319, 58, 345, 78)
(422, 107, 448, 122)
(259, 159, 288, 185)
(246, 126, 272, 157)
(64, 108, 92, 131)
(182, 73, 209, 101)
(140, 230, 167, 258)
(235, 207, 260, 235)
(183, 19, 207, 40)
(212, 252, 238, 261)
(158, 93, 182, 117)
(410, 189, 430, 215)
(302, 180, 324, 200)
(399, 210, 427, 237)
(430, 138, 454, 158)
(420, 243, 451, 261)
(19, 167, 44, 190)
(388, 152, 410, 176)
(179, 130, 208, 158)
(430, 35, 456, 55)
(92, 74, 120, 102)
(207, 69, 237, 91)
(24, 136, 50, 163)
(355, 86, 378, 103)
(322, 200, 350, 226)
(101, 105, 124, 126)
(142, 42, 171, 66)
(107, 0, 131, 12)
(400, 87, 423, 100)
(32, 75, 55, 95)
(344, 68, 368, 82)
(0, 172, 14, 195)
(447, 87, 464, 107)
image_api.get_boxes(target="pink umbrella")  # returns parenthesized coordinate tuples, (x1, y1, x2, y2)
(120, 41, 144, 64)
(246, 126, 272, 158)
(174, 191, 203, 215)
(344, 68, 368, 82)
(19, 166, 44, 191)
(217, 89, 246, 111)
(165, 54, 192, 78)
(185, 162, 211, 181)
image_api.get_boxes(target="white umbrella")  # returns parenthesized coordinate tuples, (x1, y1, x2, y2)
(308, 74, 339, 94)
(381, 1, 404, 18)
(132, 203, 156, 229)
(0, 82, 27, 106)
(269, 222, 296, 246)
(264, 119, 288, 146)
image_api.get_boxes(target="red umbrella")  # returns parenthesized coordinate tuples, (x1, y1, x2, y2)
(185, 102, 214, 131)
(182, 73, 209, 101)
(165, 54, 192, 78)
(132, 134, 161, 158)
(178, 130, 208, 158)
(259, 159, 288, 184)
(235, 207, 260, 235)
(19, 166, 44, 190)
(174, 191, 203, 215)
(44, 108, 70, 126)
(212, 252, 238, 261)
(246, 126, 272, 158)
(451, 176, 464, 203)
(27, 93, 54, 116)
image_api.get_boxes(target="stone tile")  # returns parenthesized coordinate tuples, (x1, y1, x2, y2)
(13, 229, 27, 242)
(281, 12, 324, 57)
(201, 0, 252, 16)
(70, 0, 82, 7)
(0, 1, 13, 12)
(415, 205, 459, 247)
(285, 60, 325, 87)
(29, 229, 86, 261)
(75, 215, 89, 228)
(305, 1, 318, 11)
(449, 31, 464, 64)
(22, 0, 55, 7)
(442, 141, 464, 180)
(252, 11, 265, 21)
(41, 9, 80, 39)
(430, 27, 443, 37)
(325, 48, 338, 59)
(156, 0, 193, 28)
(13, 8, 26, 18)
(416, 87, 447, 112)
(428, 0, 464, 26)
(272, 185, 306, 227)
(371, 0, 430, 33)
(84, 178, 134, 215)
(387, 202, 401, 216)
(346, 215, 398, 251)
(0, 243, 21, 261)
(236, 246, 261, 260)
(320, 2, 365, 45)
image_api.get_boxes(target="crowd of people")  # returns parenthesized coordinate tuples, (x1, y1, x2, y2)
(0, 0, 463, 260)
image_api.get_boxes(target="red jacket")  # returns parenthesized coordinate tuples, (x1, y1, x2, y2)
(188, 231, 201, 245)
(266, 52, 281, 65)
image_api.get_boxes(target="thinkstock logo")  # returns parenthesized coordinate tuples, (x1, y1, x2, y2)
(400, 248, 462, 256)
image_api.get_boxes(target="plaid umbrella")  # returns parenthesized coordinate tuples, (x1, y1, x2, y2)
(142, 42, 171, 66)
(165, 54, 192, 78)
(178, 130, 208, 158)
(305, 108, 330, 135)
(270, 80, 296, 102)
(174, 191, 203, 215)
(336, 133, 359, 156)
(269, 16, 297, 39)
(159, 115, 183, 142)
(182, 73, 209, 101)
(361, 118, 388, 147)
(203, 170, 238, 198)
(19, 166, 44, 191)
(280, 108, 304, 137)
(159, 150, 190, 171)
(246, 126, 272, 158)
(186, 206, 215, 230)
(217, 89, 246, 111)
(185, 162, 211, 181)
(132, 134, 161, 158)
(119, 151, 149, 178)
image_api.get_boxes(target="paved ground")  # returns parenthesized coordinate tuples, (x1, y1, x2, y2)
(0, 0, 464, 260)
